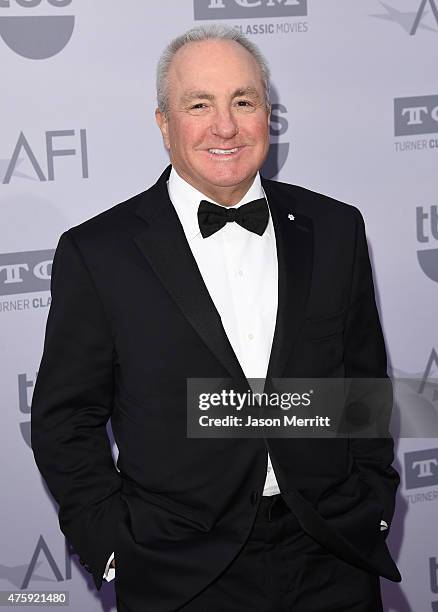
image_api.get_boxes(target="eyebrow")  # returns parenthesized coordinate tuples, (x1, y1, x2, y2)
(180, 87, 262, 105)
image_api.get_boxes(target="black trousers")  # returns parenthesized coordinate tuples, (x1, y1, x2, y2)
(180, 494, 383, 612)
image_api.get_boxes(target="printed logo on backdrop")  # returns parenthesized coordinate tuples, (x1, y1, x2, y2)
(1, 129, 89, 183)
(371, 0, 438, 36)
(430, 559, 438, 610)
(418, 348, 438, 397)
(0, 250, 53, 314)
(403, 349, 438, 504)
(404, 448, 438, 489)
(262, 102, 289, 178)
(18, 372, 35, 448)
(193, 0, 308, 36)
(0, 535, 74, 590)
(416, 202, 438, 282)
(0, 0, 74, 59)
(394, 95, 438, 153)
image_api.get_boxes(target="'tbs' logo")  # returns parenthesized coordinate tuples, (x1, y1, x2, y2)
(0, 0, 74, 59)
(416, 204, 438, 283)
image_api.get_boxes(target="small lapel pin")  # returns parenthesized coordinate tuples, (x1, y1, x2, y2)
(288, 214, 295, 221)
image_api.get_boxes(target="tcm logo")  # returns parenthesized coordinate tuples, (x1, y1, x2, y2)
(394, 95, 438, 137)
(0, 250, 53, 296)
(416, 205, 438, 282)
(194, 0, 307, 20)
(1, 129, 89, 183)
(371, 0, 438, 36)
(0, 0, 74, 59)
(405, 448, 438, 489)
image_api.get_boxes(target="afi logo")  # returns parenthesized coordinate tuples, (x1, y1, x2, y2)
(194, 0, 307, 20)
(2, 129, 89, 184)
(18, 535, 74, 590)
(0, 0, 74, 59)
(418, 348, 438, 395)
(0, 250, 54, 296)
(405, 448, 438, 489)
(371, 0, 438, 36)
(412, 0, 438, 34)
(394, 95, 438, 137)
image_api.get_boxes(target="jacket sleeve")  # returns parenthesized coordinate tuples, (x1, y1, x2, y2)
(343, 208, 400, 531)
(31, 230, 123, 590)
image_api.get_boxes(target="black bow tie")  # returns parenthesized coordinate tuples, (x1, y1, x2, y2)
(197, 198, 269, 239)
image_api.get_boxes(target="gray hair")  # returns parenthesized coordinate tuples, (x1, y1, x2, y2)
(156, 25, 271, 116)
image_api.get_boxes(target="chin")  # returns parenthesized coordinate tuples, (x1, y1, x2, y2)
(202, 167, 256, 188)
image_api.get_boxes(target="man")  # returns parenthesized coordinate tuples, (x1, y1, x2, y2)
(31, 25, 401, 611)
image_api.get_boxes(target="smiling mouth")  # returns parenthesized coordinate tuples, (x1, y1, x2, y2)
(206, 146, 245, 157)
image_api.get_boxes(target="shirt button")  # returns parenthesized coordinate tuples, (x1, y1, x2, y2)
(238, 269, 244, 276)
(267, 466, 272, 473)
(248, 333, 254, 340)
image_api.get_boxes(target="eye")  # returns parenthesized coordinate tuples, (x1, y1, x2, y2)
(235, 99, 256, 111)
(189, 103, 208, 110)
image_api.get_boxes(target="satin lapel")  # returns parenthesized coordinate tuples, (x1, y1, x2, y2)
(133, 166, 247, 383)
(263, 179, 314, 381)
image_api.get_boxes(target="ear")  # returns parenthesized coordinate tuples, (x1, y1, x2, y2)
(155, 108, 170, 150)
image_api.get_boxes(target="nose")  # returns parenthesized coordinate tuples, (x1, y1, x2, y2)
(210, 107, 239, 139)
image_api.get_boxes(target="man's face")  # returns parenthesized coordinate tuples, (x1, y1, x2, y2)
(155, 39, 270, 205)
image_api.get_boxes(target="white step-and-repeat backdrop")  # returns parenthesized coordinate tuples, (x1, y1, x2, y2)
(1, 1, 437, 610)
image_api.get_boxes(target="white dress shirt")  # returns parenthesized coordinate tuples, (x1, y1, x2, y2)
(102, 167, 387, 581)
(167, 167, 281, 496)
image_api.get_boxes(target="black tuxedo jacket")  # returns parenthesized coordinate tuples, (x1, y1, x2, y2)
(31, 165, 401, 610)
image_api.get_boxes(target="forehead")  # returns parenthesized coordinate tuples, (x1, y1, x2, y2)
(168, 39, 264, 96)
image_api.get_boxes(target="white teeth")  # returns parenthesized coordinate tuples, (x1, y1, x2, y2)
(208, 148, 239, 155)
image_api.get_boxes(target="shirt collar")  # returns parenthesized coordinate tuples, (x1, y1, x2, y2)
(167, 165, 268, 242)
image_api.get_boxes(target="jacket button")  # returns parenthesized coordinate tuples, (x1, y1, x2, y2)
(251, 491, 259, 506)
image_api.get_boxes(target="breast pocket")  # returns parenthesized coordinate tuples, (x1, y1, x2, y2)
(303, 310, 345, 342)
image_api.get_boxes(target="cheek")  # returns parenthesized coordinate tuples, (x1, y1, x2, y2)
(242, 117, 269, 146)
(255, 120, 270, 144)
(173, 120, 206, 151)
